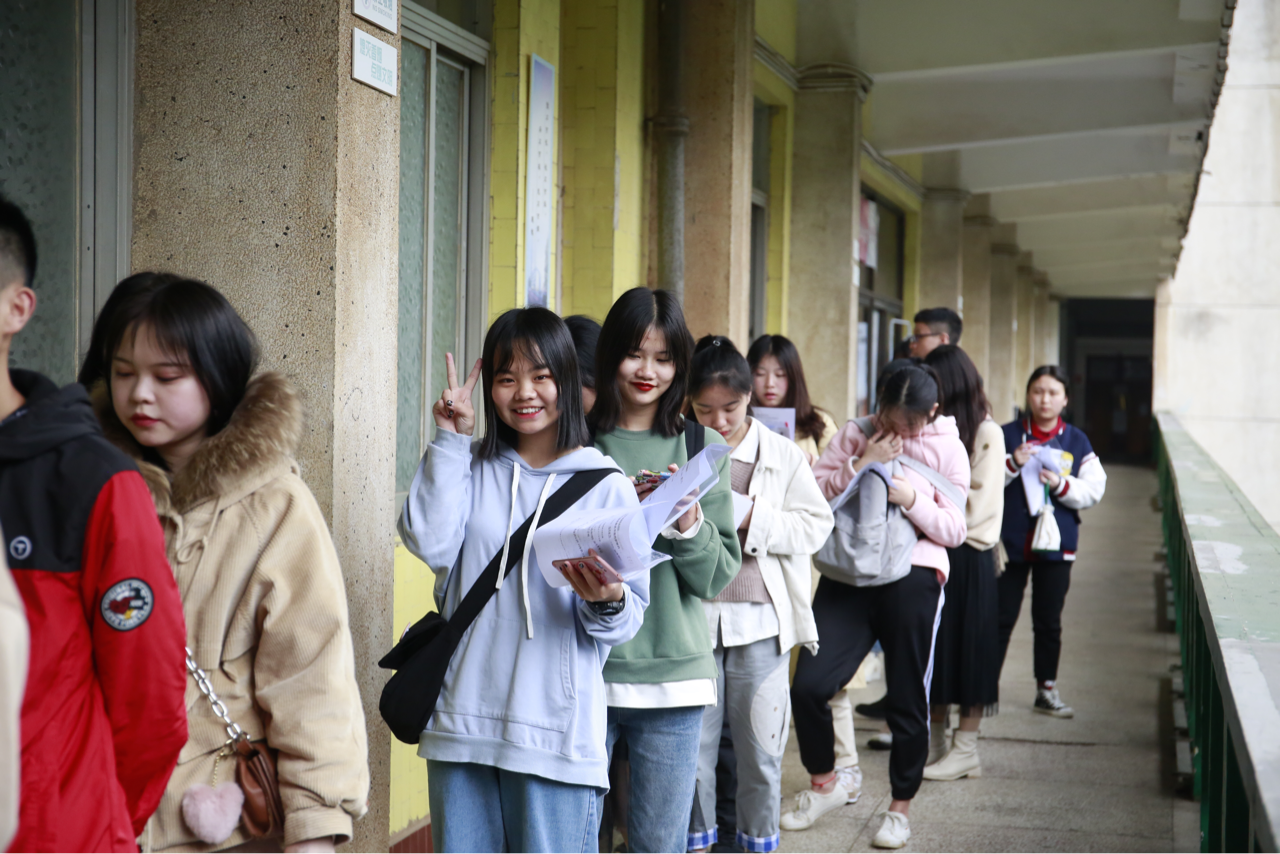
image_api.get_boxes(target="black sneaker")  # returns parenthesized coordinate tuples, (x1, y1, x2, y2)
(855, 697, 887, 719)
(1034, 687, 1074, 718)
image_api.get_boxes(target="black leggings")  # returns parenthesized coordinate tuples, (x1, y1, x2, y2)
(996, 560, 1072, 683)
(791, 567, 943, 801)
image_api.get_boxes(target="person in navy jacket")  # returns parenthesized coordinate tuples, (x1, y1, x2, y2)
(996, 366, 1106, 719)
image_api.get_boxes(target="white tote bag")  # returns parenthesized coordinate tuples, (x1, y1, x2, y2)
(1030, 486, 1061, 553)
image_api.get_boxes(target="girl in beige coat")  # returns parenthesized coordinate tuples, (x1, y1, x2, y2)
(86, 274, 369, 853)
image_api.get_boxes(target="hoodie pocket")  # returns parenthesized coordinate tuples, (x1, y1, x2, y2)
(440, 615, 576, 732)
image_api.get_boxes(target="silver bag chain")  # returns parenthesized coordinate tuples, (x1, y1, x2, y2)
(185, 646, 245, 744)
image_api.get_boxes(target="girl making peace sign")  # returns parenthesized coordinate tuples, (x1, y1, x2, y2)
(397, 308, 650, 853)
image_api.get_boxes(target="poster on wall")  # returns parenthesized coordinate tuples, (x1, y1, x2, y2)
(524, 55, 556, 308)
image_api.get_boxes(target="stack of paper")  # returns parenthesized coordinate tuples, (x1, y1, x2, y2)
(752, 407, 796, 441)
(1021, 447, 1066, 516)
(535, 443, 732, 587)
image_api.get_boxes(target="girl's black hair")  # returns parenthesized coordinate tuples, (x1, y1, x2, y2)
(746, 334, 830, 443)
(924, 344, 990, 455)
(690, 335, 752, 401)
(875, 357, 919, 400)
(877, 363, 941, 428)
(479, 307, 591, 459)
(1026, 364, 1070, 397)
(589, 287, 694, 438)
(563, 314, 601, 389)
(85, 272, 259, 437)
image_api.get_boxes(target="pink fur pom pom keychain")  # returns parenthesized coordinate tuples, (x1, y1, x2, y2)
(181, 745, 243, 844)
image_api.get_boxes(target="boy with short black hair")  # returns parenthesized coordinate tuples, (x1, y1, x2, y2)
(0, 193, 189, 852)
(908, 307, 963, 358)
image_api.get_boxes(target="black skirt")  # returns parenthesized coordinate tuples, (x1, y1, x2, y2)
(929, 544, 1000, 715)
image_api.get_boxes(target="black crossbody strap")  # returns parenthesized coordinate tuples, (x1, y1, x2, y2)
(445, 467, 615, 634)
(684, 418, 705, 459)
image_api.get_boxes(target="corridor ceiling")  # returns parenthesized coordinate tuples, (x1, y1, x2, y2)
(814, 0, 1231, 298)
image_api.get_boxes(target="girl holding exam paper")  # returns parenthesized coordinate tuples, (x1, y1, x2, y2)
(396, 308, 649, 854)
(996, 366, 1107, 720)
(589, 288, 741, 854)
(685, 336, 833, 854)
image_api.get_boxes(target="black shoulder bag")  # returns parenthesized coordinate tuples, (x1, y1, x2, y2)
(378, 468, 614, 745)
(684, 418, 706, 459)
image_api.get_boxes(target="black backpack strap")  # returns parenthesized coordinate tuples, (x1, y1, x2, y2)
(446, 468, 615, 634)
(684, 418, 705, 460)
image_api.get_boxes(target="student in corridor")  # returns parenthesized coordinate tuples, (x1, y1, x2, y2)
(398, 308, 647, 853)
(921, 345, 1005, 781)
(998, 366, 1107, 718)
(787, 364, 969, 850)
(747, 334, 839, 464)
(685, 336, 833, 854)
(590, 288, 741, 854)
(84, 274, 369, 852)
(907, 308, 962, 359)
(565, 314, 602, 414)
(0, 197, 189, 853)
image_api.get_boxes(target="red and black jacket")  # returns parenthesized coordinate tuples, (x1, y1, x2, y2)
(1, 369, 188, 853)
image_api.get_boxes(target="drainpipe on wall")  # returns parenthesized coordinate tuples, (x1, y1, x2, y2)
(653, 0, 688, 304)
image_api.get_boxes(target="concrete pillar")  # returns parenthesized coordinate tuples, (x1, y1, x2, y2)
(132, 4, 396, 848)
(988, 229, 1020, 422)
(919, 189, 968, 313)
(1033, 276, 1051, 370)
(1014, 255, 1037, 407)
(787, 66, 871, 421)
(1041, 291, 1060, 366)
(961, 195, 994, 383)
(682, 0, 754, 343)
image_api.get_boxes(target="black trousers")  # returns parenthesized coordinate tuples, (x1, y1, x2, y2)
(791, 567, 943, 802)
(996, 559, 1072, 683)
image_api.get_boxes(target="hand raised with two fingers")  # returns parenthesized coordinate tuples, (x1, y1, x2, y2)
(432, 352, 484, 436)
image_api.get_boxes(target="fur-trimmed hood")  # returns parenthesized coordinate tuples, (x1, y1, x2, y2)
(92, 372, 303, 515)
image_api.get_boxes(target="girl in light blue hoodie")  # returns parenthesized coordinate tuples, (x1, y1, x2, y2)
(398, 308, 649, 853)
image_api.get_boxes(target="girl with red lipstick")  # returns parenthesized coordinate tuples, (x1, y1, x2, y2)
(685, 336, 832, 854)
(589, 288, 741, 854)
(746, 335, 838, 466)
(83, 274, 369, 853)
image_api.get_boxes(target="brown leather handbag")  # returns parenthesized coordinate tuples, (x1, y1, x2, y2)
(186, 649, 286, 839)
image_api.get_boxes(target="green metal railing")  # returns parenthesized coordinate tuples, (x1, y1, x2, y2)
(1156, 413, 1280, 852)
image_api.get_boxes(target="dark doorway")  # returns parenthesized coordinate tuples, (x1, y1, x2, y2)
(1060, 298, 1154, 464)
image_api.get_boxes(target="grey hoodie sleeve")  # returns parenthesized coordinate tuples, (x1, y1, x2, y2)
(573, 473, 650, 648)
(397, 429, 475, 601)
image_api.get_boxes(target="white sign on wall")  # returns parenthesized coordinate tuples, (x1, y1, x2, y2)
(524, 55, 555, 308)
(352, 28, 397, 96)
(354, 0, 397, 33)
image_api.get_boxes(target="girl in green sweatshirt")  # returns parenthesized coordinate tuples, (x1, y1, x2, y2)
(590, 288, 741, 853)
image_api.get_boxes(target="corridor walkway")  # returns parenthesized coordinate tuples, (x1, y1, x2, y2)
(778, 465, 1191, 852)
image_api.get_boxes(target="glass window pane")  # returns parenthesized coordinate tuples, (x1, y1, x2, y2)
(429, 60, 466, 403)
(876, 204, 903, 301)
(396, 41, 429, 493)
(1, 0, 79, 384)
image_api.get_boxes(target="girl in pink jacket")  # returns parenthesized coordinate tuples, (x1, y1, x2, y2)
(782, 363, 970, 850)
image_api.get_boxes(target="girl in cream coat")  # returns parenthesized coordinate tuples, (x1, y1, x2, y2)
(686, 337, 834, 854)
(86, 274, 368, 853)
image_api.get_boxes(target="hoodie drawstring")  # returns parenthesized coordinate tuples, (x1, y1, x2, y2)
(519, 473, 557, 639)
(495, 464, 521, 591)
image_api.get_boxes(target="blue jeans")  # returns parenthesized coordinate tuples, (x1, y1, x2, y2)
(605, 705, 705, 853)
(427, 760, 600, 853)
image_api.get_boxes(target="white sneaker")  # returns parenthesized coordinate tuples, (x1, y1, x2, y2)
(923, 730, 982, 780)
(835, 765, 863, 804)
(872, 811, 911, 849)
(779, 784, 849, 831)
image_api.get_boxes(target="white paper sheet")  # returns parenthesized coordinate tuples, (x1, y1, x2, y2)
(534, 443, 732, 588)
(752, 408, 796, 441)
(1021, 447, 1065, 516)
(732, 492, 754, 529)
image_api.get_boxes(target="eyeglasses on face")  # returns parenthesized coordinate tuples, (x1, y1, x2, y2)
(907, 331, 945, 344)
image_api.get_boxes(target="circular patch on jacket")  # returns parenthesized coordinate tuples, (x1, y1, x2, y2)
(100, 579, 154, 631)
(8, 536, 31, 561)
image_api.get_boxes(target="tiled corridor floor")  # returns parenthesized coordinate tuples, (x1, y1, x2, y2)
(776, 465, 1196, 852)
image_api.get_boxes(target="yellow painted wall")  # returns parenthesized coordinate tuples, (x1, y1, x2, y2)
(559, 0, 645, 321)
(754, 0, 796, 63)
(490, 0, 562, 319)
(753, 61, 794, 337)
(388, 543, 437, 836)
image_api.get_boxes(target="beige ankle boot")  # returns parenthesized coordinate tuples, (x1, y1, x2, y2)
(926, 724, 949, 765)
(923, 730, 981, 780)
